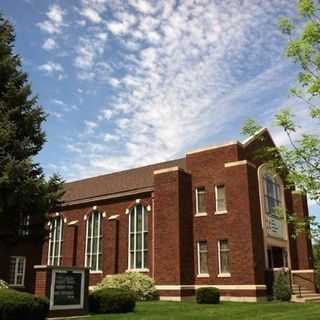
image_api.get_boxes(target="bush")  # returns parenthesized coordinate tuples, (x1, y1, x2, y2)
(273, 271, 292, 301)
(89, 288, 136, 314)
(196, 287, 220, 304)
(0, 288, 49, 320)
(0, 279, 9, 289)
(96, 272, 157, 301)
(315, 265, 320, 292)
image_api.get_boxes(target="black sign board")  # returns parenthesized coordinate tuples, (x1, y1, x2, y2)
(53, 271, 82, 306)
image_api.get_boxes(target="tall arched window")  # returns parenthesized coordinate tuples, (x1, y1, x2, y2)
(264, 174, 282, 216)
(48, 216, 64, 266)
(85, 211, 102, 271)
(128, 205, 148, 270)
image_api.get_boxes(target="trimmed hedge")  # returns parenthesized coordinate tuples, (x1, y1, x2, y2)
(0, 289, 49, 320)
(196, 287, 220, 304)
(89, 288, 136, 314)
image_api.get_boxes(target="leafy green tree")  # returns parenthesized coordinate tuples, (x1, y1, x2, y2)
(0, 13, 64, 242)
(241, 0, 320, 240)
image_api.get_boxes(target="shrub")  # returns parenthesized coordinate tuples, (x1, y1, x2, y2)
(196, 287, 220, 304)
(273, 271, 292, 301)
(0, 288, 49, 320)
(315, 265, 320, 292)
(0, 279, 9, 289)
(96, 272, 157, 301)
(89, 288, 136, 314)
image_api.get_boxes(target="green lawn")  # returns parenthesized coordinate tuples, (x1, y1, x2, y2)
(71, 301, 320, 320)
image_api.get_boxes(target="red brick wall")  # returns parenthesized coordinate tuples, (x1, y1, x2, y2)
(42, 193, 153, 287)
(246, 164, 266, 284)
(6, 240, 43, 293)
(153, 168, 186, 284)
(291, 192, 314, 270)
(187, 145, 262, 286)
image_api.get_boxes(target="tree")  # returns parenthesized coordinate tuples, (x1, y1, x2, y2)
(0, 13, 64, 242)
(241, 0, 320, 240)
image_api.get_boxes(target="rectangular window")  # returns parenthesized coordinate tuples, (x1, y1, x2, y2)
(196, 187, 206, 214)
(218, 240, 230, 275)
(215, 185, 226, 213)
(9, 256, 26, 286)
(48, 216, 63, 266)
(85, 212, 102, 272)
(264, 175, 281, 215)
(197, 241, 209, 275)
(18, 214, 31, 236)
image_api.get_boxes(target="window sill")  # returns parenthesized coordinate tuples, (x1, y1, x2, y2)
(215, 210, 228, 215)
(197, 274, 210, 278)
(90, 270, 103, 274)
(126, 268, 150, 273)
(217, 273, 231, 278)
(195, 212, 207, 217)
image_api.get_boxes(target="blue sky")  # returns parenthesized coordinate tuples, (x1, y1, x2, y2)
(0, 0, 319, 216)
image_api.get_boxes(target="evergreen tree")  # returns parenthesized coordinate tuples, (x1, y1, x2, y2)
(0, 13, 64, 241)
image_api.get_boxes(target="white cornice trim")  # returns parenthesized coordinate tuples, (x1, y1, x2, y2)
(153, 166, 182, 175)
(291, 269, 314, 273)
(224, 160, 256, 168)
(242, 128, 268, 146)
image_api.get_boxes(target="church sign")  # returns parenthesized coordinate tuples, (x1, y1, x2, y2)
(50, 269, 85, 310)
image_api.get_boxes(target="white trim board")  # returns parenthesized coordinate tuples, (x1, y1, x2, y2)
(156, 284, 267, 290)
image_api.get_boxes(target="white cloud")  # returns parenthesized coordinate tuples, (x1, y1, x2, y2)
(38, 61, 64, 75)
(50, 111, 63, 119)
(37, 4, 66, 34)
(100, 109, 113, 120)
(42, 38, 57, 50)
(84, 120, 99, 134)
(52, 99, 65, 106)
(80, 7, 102, 23)
(128, 0, 155, 14)
(104, 133, 120, 142)
(56, 0, 300, 181)
(73, 31, 109, 80)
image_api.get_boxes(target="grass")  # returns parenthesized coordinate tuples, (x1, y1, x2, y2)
(70, 301, 320, 320)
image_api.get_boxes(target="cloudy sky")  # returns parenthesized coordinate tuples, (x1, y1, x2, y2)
(1, 0, 318, 195)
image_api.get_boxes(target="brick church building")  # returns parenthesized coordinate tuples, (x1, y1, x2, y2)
(0, 128, 315, 301)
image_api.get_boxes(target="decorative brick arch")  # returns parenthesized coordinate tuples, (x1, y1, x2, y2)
(125, 198, 152, 215)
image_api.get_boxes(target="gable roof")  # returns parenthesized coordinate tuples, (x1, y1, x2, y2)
(62, 158, 186, 204)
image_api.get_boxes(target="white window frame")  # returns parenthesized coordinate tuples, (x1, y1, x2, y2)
(19, 214, 31, 236)
(263, 175, 282, 216)
(195, 187, 207, 216)
(85, 211, 102, 273)
(9, 256, 26, 287)
(197, 241, 209, 277)
(218, 240, 231, 277)
(48, 216, 64, 266)
(215, 185, 227, 214)
(128, 205, 149, 271)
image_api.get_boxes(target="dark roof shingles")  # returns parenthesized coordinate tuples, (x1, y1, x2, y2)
(62, 158, 186, 203)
